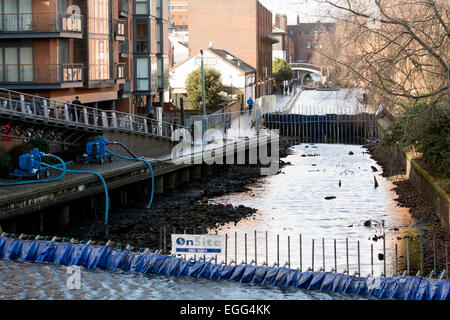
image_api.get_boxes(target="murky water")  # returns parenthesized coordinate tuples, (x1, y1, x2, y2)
(210, 144, 420, 276)
(0, 90, 418, 300)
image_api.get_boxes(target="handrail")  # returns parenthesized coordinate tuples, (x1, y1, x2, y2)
(0, 88, 188, 140)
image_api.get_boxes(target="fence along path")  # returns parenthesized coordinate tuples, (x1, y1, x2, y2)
(157, 224, 448, 281)
(0, 88, 185, 142)
(263, 107, 378, 145)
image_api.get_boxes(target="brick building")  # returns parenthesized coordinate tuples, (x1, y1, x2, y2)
(287, 16, 335, 63)
(0, 0, 170, 116)
(272, 14, 295, 63)
(169, 0, 188, 30)
(188, 0, 275, 97)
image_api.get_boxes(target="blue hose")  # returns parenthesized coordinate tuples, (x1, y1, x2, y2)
(41, 162, 110, 234)
(0, 154, 67, 187)
(105, 149, 155, 209)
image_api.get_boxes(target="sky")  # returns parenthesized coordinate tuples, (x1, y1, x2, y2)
(258, 0, 333, 24)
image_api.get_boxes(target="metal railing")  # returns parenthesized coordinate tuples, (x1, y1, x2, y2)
(115, 63, 126, 80)
(115, 20, 126, 38)
(158, 225, 449, 280)
(0, 88, 187, 140)
(119, 0, 130, 15)
(0, 64, 84, 84)
(119, 41, 129, 56)
(0, 13, 83, 33)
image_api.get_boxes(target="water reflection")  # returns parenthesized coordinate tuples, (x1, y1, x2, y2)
(209, 144, 421, 276)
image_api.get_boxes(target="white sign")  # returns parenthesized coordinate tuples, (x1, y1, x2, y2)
(171, 234, 225, 255)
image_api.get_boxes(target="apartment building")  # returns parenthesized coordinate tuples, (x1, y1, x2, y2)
(287, 16, 335, 63)
(0, 0, 169, 116)
(272, 14, 295, 63)
(169, 0, 187, 30)
(188, 0, 275, 98)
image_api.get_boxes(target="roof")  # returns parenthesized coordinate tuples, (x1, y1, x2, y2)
(287, 22, 336, 36)
(207, 48, 256, 73)
(272, 25, 285, 34)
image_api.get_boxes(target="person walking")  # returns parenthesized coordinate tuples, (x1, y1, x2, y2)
(71, 96, 82, 122)
(247, 97, 254, 113)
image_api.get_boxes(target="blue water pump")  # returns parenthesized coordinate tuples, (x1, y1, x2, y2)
(10, 148, 49, 180)
(79, 136, 113, 164)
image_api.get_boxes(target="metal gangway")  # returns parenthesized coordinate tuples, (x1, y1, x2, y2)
(0, 88, 185, 145)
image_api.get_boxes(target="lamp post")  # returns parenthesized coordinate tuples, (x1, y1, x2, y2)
(200, 50, 207, 135)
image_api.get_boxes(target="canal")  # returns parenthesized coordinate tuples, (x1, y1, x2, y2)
(0, 89, 423, 300)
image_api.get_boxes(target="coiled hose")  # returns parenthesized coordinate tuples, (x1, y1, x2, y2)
(105, 148, 154, 209)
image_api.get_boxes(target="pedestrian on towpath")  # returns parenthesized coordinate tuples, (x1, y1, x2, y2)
(247, 97, 254, 113)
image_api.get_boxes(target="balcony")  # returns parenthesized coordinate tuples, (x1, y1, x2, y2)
(119, 40, 129, 58)
(115, 20, 126, 41)
(119, 0, 130, 17)
(0, 13, 84, 39)
(0, 64, 84, 89)
(118, 80, 131, 99)
(115, 63, 126, 84)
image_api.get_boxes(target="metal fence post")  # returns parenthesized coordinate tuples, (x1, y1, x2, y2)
(225, 234, 228, 265)
(406, 238, 410, 276)
(322, 238, 325, 271)
(334, 239, 337, 273)
(395, 244, 398, 276)
(277, 234, 280, 266)
(299, 234, 302, 272)
(254, 230, 257, 266)
(288, 235, 291, 269)
(357, 240, 360, 276)
(346, 238, 349, 274)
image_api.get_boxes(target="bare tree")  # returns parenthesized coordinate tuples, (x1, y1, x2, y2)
(313, 0, 449, 105)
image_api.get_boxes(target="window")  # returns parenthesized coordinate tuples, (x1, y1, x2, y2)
(135, 0, 148, 14)
(136, 19, 149, 53)
(307, 41, 311, 49)
(171, 15, 174, 20)
(0, 0, 32, 32)
(136, 57, 149, 91)
(0, 46, 33, 82)
(89, 39, 110, 80)
(88, 0, 109, 35)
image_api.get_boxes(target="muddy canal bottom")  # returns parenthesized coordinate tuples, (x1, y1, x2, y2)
(210, 144, 421, 276)
(0, 144, 421, 300)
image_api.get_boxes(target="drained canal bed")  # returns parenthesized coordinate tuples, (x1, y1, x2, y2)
(0, 143, 436, 300)
(209, 143, 425, 276)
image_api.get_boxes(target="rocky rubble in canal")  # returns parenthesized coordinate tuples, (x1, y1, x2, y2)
(55, 139, 296, 250)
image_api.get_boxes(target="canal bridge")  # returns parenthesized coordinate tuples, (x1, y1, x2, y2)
(289, 63, 329, 85)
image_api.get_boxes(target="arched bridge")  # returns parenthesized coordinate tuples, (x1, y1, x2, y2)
(289, 63, 329, 85)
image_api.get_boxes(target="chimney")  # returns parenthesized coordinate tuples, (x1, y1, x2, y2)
(275, 14, 281, 29)
(297, 15, 300, 25)
(208, 41, 213, 48)
(280, 15, 287, 31)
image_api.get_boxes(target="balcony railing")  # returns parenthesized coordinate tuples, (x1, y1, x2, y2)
(115, 20, 126, 39)
(115, 63, 126, 80)
(0, 13, 83, 34)
(0, 64, 84, 85)
(119, 41, 129, 57)
(119, 0, 130, 16)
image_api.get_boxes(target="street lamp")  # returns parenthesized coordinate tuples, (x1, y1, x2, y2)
(200, 50, 207, 135)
